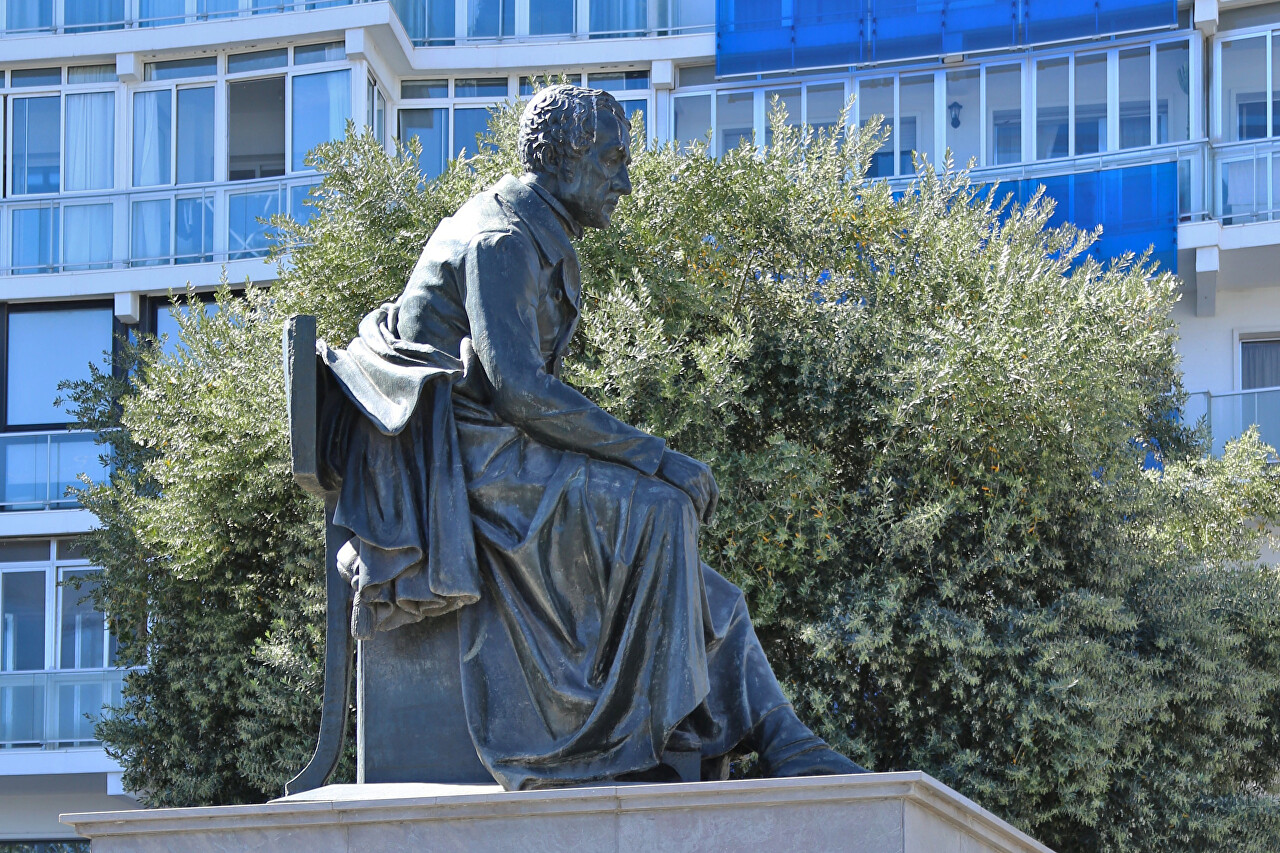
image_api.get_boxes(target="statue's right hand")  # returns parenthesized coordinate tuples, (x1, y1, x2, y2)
(656, 449, 718, 525)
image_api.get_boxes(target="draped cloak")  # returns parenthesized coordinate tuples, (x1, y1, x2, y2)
(320, 174, 787, 790)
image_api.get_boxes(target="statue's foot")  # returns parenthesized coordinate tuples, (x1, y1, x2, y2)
(753, 705, 869, 778)
(763, 742, 868, 777)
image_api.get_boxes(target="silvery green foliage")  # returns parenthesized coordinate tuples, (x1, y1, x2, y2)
(63, 104, 1280, 852)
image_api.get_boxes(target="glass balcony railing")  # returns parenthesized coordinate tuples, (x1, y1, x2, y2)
(0, 431, 107, 511)
(2, 0, 714, 41)
(1, 175, 319, 275)
(1184, 387, 1280, 458)
(2, 0, 362, 36)
(1213, 138, 1280, 225)
(0, 668, 126, 749)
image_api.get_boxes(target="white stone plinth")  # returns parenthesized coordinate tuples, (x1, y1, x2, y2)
(62, 771, 1055, 853)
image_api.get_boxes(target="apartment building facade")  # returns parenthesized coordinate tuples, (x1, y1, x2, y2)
(0, 0, 1275, 846)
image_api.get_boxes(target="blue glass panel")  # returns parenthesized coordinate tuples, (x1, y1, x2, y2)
(1024, 0, 1175, 47)
(869, 0, 942, 62)
(718, 0, 863, 75)
(717, 0, 794, 76)
(987, 163, 1177, 273)
(940, 0, 1018, 55)
(794, 0, 862, 70)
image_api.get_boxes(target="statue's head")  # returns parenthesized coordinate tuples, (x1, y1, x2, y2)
(518, 85, 632, 230)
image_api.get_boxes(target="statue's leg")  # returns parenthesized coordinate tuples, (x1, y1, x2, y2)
(697, 565, 868, 778)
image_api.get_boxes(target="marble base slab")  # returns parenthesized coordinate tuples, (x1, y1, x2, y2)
(63, 771, 1055, 853)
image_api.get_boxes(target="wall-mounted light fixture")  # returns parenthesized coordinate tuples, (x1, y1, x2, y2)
(948, 101, 963, 129)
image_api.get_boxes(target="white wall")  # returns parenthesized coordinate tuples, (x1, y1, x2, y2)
(1173, 283, 1280, 393)
(0, 772, 139, 841)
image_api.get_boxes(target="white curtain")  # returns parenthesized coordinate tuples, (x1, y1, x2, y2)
(63, 205, 113, 270)
(6, 0, 53, 31)
(292, 70, 350, 171)
(133, 90, 171, 187)
(1243, 341, 1280, 391)
(65, 93, 114, 192)
(64, 0, 123, 30)
(131, 200, 171, 267)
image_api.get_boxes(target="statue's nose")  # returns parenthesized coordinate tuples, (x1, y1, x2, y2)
(615, 167, 632, 196)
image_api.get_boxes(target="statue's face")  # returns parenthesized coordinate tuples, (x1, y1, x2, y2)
(558, 113, 632, 230)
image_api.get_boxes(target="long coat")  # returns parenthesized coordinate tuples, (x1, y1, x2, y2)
(322, 174, 784, 790)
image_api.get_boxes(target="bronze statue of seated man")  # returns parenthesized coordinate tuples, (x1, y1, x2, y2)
(318, 84, 866, 790)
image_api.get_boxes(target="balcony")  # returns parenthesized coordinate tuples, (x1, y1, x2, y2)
(0, 668, 125, 749)
(2, 0, 714, 43)
(2, 0, 364, 35)
(1, 175, 319, 276)
(1184, 387, 1280, 458)
(0, 431, 107, 512)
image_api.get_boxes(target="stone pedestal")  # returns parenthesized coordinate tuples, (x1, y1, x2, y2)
(63, 772, 1055, 853)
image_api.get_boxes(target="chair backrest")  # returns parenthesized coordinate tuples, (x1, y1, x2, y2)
(281, 315, 490, 792)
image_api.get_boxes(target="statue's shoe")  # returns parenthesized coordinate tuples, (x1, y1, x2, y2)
(763, 742, 868, 777)
(753, 705, 869, 778)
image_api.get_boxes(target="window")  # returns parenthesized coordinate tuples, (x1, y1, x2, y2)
(806, 82, 845, 135)
(1119, 48, 1152, 150)
(0, 541, 117, 753)
(468, 0, 514, 37)
(716, 91, 754, 157)
(1075, 53, 1108, 155)
(674, 94, 711, 151)
(591, 0, 646, 37)
(454, 77, 508, 98)
(946, 69, 979, 166)
(764, 87, 800, 147)
(1242, 339, 1280, 390)
(6, 1, 53, 32)
(292, 70, 351, 170)
(985, 64, 1021, 166)
(5, 306, 113, 427)
(530, 0, 573, 34)
(1221, 35, 1268, 142)
(367, 77, 388, 146)
(859, 77, 894, 177)
(1036, 58, 1069, 160)
(403, 79, 448, 99)
(899, 75, 934, 173)
(400, 109, 449, 180)
(454, 107, 496, 157)
(228, 77, 286, 180)
(520, 74, 582, 95)
(590, 71, 650, 92)
(11, 96, 61, 195)
(1156, 41, 1190, 144)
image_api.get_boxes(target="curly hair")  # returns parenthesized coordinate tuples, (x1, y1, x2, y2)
(518, 84, 629, 176)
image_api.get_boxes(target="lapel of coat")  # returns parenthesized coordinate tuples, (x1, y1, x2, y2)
(495, 175, 583, 366)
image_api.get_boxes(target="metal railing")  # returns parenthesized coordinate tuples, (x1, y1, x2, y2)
(0, 175, 319, 276)
(1, 0, 714, 41)
(1, 0, 365, 36)
(1184, 386, 1280, 458)
(0, 430, 107, 511)
(0, 668, 126, 749)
